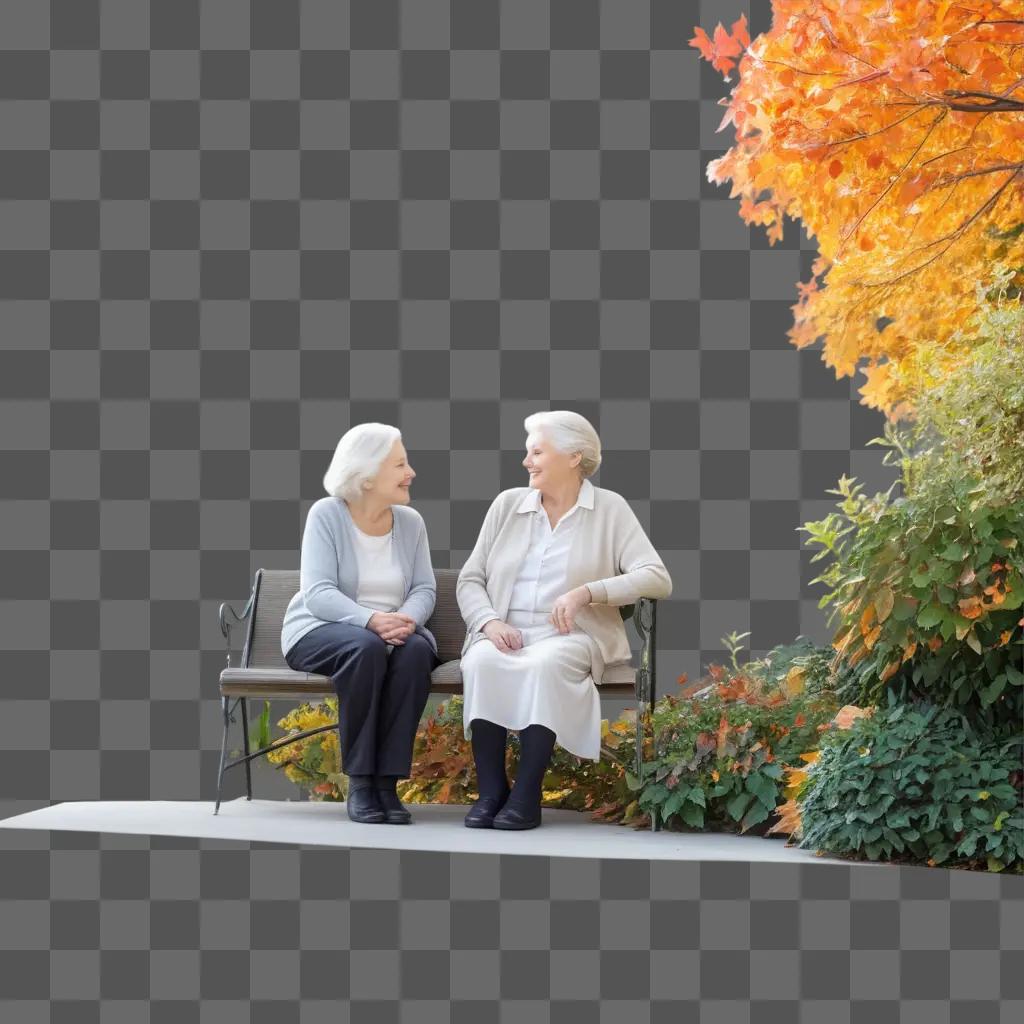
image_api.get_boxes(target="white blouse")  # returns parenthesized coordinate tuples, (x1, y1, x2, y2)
(505, 480, 591, 641)
(351, 524, 405, 614)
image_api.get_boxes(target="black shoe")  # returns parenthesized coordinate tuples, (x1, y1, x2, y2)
(492, 799, 542, 830)
(346, 784, 385, 824)
(376, 786, 412, 825)
(464, 790, 511, 829)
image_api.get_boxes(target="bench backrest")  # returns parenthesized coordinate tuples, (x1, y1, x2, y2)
(243, 568, 467, 669)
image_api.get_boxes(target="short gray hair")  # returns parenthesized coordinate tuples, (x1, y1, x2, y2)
(523, 410, 602, 478)
(323, 422, 402, 502)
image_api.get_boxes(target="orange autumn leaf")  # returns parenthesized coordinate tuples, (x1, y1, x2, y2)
(879, 658, 902, 683)
(716, 713, 731, 755)
(831, 705, 872, 730)
(859, 604, 875, 634)
(689, 14, 750, 79)
(690, 1, 1024, 421)
(766, 796, 802, 839)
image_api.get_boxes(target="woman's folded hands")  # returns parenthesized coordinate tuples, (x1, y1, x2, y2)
(367, 611, 418, 645)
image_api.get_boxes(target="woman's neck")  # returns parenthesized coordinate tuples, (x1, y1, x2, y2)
(345, 497, 393, 533)
(540, 478, 582, 515)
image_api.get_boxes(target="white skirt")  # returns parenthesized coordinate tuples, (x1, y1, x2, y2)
(461, 612, 602, 761)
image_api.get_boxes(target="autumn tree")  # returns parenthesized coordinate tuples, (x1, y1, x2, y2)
(691, 1, 1024, 420)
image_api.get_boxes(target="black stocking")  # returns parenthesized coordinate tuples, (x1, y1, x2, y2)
(507, 723, 556, 812)
(470, 718, 510, 800)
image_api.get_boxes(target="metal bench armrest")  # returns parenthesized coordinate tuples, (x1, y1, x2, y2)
(218, 583, 257, 669)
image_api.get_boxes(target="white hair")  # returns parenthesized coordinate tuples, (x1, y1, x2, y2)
(523, 410, 602, 478)
(323, 422, 402, 502)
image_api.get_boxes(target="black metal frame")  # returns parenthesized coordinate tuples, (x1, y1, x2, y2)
(214, 571, 662, 831)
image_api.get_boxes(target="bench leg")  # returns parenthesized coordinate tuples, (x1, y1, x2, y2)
(239, 697, 253, 801)
(634, 699, 650, 830)
(637, 696, 662, 834)
(214, 696, 231, 815)
(650, 690, 661, 833)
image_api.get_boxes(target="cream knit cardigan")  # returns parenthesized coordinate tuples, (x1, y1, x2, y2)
(456, 484, 672, 685)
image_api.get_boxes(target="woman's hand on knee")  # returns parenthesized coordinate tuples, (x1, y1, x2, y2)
(481, 619, 523, 653)
(549, 586, 591, 634)
(367, 612, 417, 645)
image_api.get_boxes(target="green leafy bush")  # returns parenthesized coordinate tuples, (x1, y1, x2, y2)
(800, 468, 1023, 725)
(796, 692, 1024, 872)
(626, 637, 841, 832)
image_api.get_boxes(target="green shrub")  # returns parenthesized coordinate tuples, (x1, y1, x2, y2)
(796, 691, 1024, 872)
(800, 468, 1023, 725)
(628, 637, 841, 833)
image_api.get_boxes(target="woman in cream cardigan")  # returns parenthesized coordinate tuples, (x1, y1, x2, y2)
(457, 410, 672, 831)
(281, 423, 439, 826)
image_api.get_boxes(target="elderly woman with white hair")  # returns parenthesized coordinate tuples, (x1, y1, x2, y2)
(281, 423, 439, 825)
(457, 410, 672, 830)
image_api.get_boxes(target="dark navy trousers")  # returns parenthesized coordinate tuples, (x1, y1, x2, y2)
(284, 622, 437, 778)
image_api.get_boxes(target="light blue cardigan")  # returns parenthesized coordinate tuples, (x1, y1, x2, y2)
(280, 497, 438, 659)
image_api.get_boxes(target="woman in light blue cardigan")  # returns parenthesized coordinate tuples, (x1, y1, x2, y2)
(281, 423, 438, 825)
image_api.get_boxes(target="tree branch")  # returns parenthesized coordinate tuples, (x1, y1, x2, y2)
(860, 166, 1023, 290)
(930, 161, 1024, 187)
(941, 89, 1024, 112)
(838, 109, 947, 251)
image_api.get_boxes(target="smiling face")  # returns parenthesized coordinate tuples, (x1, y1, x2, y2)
(364, 439, 415, 505)
(522, 431, 581, 492)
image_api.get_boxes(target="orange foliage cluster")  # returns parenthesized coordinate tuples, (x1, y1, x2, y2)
(691, 1, 1024, 419)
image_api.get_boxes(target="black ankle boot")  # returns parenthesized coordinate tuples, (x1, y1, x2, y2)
(492, 797, 542, 830)
(491, 724, 555, 831)
(374, 775, 412, 825)
(346, 775, 385, 824)
(464, 785, 511, 828)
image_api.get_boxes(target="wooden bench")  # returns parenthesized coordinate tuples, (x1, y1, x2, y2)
(216, 567, 661, 830)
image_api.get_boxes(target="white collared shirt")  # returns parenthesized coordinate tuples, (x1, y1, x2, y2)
(506, 478, 595, 628)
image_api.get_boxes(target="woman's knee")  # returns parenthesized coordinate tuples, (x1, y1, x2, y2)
(340, 631, 389, 676)
(398, 631, 434, 662)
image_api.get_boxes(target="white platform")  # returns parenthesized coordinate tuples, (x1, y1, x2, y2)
(0, 798, 866, 865)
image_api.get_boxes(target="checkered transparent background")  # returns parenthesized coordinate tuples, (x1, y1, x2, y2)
(1, 1, 1020, 1017)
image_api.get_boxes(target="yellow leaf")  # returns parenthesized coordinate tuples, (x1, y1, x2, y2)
(784, 665, 806, 696)
(873, 586, 895, 623)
